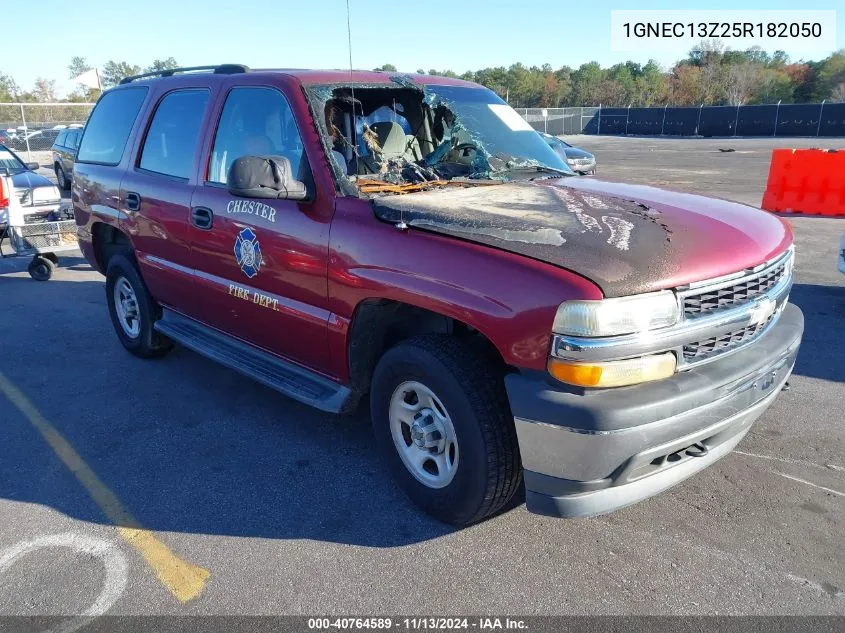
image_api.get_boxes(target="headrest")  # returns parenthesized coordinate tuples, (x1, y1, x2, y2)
(370, 121, 407, 156)
(227, 155, 305, 199)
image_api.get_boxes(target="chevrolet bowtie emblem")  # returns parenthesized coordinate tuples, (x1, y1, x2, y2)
(748, 296, 777, 327)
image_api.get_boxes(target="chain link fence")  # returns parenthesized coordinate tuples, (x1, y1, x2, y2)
(0, 103, 95, 161)
(519, 102, 845, 137)
(516, 108, 600, 136)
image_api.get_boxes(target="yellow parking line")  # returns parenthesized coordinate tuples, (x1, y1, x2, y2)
(0, 371, 210, 603)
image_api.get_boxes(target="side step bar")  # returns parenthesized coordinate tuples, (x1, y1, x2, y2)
(154, 309, 353, 413)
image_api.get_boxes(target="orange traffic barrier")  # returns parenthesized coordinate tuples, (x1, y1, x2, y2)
(761, 148, 845, 217)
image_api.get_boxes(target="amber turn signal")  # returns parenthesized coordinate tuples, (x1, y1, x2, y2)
(548, 353, 676, 388)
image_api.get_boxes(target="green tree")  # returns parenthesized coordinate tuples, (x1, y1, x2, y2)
(571, 62, 606, 105)
(101, 60, 142, 88)
(68, 56, 92, 80)
(0, 73, 20, 101)
(814, 51, 845, 101)
(32, 78, 58, 102)
(145, 57, 179, 73)
(373, 63, 397, 72)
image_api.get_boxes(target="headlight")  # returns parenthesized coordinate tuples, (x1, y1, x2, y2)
(553, 291, 680, 337)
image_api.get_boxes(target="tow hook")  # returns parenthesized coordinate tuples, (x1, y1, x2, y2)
(686, 442, 709, 458)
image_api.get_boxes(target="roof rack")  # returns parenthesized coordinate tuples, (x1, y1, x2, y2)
(118, 64, 250, 85)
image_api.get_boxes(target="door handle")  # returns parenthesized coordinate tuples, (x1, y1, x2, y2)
(125, 191, 141, 212)
(191, 206, 214, 230)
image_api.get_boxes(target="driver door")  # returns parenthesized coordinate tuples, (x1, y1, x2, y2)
(188, 82, 333, 371)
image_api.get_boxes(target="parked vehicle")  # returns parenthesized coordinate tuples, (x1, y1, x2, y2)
(0, 143, 62, 229)
(539, 132, 596, 174)
(839, 233, 845, 275)
(52, 128, 81, 190)
(74, 65, 803, 525)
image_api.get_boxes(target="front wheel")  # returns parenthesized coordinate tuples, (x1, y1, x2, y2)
(105, 254, 172, 358)
(370, 335, 522, 525)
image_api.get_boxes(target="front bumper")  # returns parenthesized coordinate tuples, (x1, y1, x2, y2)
(506, 302, 804, 518)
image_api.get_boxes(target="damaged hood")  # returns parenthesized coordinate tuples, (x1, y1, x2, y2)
(370, 178, 792, 297)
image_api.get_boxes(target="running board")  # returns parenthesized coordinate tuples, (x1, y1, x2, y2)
(155, 310, 352, 413)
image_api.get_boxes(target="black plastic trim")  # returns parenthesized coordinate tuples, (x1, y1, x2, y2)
(154, 309, 353, 413)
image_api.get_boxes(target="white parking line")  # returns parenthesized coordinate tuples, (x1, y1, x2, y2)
(773, 471, 845, 498)
(0, 532, 128, 632)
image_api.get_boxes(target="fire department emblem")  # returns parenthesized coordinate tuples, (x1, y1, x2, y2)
(234, 227, 262, 279)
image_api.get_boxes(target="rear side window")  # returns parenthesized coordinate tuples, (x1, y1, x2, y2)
(66, 130, 80, 149)
(77, 87, 148, 166)
(139, 89, 209, 179)
(55, 130, 68, 147)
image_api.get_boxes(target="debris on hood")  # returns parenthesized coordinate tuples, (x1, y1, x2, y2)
(371, 180, 680, 297)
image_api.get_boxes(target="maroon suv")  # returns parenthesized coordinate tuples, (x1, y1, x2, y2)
(73, 65, 803, 525)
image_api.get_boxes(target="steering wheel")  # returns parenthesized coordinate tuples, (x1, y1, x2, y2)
(449, 142, 479, 165)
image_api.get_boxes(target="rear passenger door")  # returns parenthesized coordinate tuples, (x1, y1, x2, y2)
(188, 82, 333, 371)
(120, 88, 211, 315)
(64, 130, 80, 170)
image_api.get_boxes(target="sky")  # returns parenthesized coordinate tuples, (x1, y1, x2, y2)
(3, 0, 843, 98)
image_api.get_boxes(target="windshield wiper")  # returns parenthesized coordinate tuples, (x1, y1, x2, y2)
(495, 164, 574, 178)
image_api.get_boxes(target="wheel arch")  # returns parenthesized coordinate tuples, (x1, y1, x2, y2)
(345, 298, 507, 402)
(91, 222, 133, 274)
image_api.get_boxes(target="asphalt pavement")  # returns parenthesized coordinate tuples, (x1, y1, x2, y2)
(0, 137, 843, 616)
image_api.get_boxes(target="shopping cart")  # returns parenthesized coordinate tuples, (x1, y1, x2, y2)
(0, 173, 77, 281)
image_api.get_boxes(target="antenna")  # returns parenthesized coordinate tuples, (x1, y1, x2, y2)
(345, 0, 358, 152)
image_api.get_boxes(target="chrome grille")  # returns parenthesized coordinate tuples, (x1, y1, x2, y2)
(683, 315, 775, 362)
(683, 259, 787, 317)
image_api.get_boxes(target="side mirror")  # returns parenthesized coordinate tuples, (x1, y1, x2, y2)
(26, 162, 40, 171)
(227, 155, 307, 201)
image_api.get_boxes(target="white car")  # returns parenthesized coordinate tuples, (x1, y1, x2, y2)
(839, 233, 845, 275)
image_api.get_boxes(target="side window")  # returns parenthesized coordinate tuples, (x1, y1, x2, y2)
(66, 130, 80, 149)
(55, 130, 68, 147)
(208, 87, 305, 184)
(139, 89, 210, 179)
(77, 87, 148, 165)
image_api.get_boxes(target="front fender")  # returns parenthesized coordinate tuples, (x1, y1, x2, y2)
(327, 198, 602, 379)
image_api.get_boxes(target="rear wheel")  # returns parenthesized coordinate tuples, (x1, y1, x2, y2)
(105, 253, 172, 358)
(55, 164, 70, 190)
(370, 335, 522, 525)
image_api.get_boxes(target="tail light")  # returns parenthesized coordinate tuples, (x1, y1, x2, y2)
(0, 176, 9, 208)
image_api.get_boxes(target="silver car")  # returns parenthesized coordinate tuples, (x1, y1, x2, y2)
(539, 132, 596, 175)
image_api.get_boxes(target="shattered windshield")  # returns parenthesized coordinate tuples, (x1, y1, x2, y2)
(312, 81, 573, 194)
(426, 85, 570, 174)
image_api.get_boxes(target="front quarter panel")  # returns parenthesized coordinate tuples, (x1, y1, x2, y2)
(327, 197, 602, 378)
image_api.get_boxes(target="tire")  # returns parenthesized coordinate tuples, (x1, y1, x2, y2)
(28, 255, 55, 281)
(105, 253, 172, 358)
(55, 164, 70, 190)
(370, 335, 522, 525)
(43, 252, 59, 264)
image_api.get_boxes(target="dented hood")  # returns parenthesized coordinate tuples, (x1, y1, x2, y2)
(370, 178, 792, 297)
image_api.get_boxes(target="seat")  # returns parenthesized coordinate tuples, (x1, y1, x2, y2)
(370, 121, 412, 160)
(243, 134, 273, 156)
